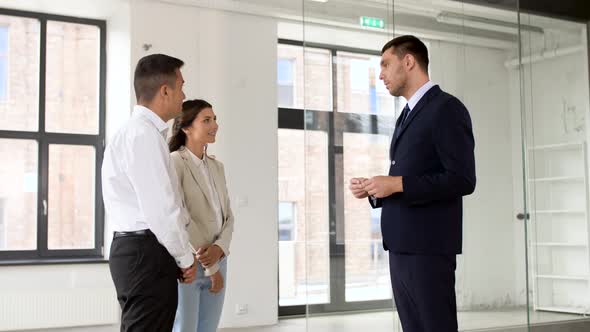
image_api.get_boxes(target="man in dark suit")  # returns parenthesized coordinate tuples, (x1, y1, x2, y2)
(349, 35, 476, 332)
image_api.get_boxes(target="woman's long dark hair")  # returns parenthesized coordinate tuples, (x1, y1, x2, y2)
(169, 99, 213, 152)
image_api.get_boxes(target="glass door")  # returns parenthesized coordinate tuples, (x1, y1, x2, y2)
(403, 1, 530, 330)
(519, 9, 590, 328)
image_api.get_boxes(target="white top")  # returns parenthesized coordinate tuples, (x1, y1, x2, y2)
(102, 105, 194, 268)
(186, 148, 224, 234)
(406, 80, 435, 113)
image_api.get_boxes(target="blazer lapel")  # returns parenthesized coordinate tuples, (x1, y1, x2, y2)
(391, 85, 441, 154)
(179, 148, 215, 208)
(205, 157, 227, 219)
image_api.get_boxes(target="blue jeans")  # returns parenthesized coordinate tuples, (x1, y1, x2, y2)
(173, 258, 227, 332)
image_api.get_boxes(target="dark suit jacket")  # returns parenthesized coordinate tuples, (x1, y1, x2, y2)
(370, 85, 476, 255)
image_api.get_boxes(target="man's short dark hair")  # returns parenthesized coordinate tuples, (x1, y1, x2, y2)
(382, 35, 429, 72)
(133, 54, 184, 102)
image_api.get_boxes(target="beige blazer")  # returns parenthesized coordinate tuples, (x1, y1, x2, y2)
(171, 146, 234, 275)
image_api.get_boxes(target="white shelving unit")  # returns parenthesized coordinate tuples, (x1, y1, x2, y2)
(534, 210, 585, 214)
(528, 176, 585, 182)
(527, 141, 590, 315)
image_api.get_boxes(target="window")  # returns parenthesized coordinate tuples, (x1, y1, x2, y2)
(370, 208, 385, 262)
(0, 26, 7, 100)
(370, 207, 381, 240)
(278, 201, 296, 241)
(337, 51, 394, 115)
(277, 44, 332, 111)
(278, 129, 330, 306)
(0, 9, 105, 262)
(277, 58, 295, 107)
(0, 198, 5, 248)
(278, 39, 397, 315)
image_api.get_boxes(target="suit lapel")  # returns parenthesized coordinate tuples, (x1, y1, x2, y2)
(179, 148, 215, 209)
(390, 85, 441, 155)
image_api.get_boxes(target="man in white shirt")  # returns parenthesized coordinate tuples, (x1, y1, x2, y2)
(102, 54, 197, 331)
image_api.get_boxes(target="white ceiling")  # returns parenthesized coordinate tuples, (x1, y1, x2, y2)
(3, 0, 581, 52)
(155, 0, 584, 51)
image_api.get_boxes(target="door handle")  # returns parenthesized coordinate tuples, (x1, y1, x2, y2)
(43, 199, 48, 216)
(516, 212, 530, 220)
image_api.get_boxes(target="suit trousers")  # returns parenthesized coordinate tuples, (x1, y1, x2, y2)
(109, 231, 179, 332)
(389, 252, 458, 332)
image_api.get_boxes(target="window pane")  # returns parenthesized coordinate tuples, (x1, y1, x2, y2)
(46, 21, 100, 134)
(48, 144, 95, 250)
(277, 44, 332, 111)
(278, 129, 329, 305)
(337, 51, 393, 115)
(343, 132, 392, 302)
(0, 26, 7, 100)
(0, 139, 38, 250)
(0, 15, 40, 131)
(278, 201, 295, 241)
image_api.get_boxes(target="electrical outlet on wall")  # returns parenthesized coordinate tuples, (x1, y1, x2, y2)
(235, 303, 248, 315)
(235, 195, 248, 208)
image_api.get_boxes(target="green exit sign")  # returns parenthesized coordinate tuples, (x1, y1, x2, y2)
(360, 16, 385, 29)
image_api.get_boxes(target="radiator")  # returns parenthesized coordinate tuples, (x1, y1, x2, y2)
(0, 288, 119, 331)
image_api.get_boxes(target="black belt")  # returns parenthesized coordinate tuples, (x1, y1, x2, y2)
(113, 229, 153, 238)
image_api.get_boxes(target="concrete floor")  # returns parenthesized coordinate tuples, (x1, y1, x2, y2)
(219, 309, 588, 332)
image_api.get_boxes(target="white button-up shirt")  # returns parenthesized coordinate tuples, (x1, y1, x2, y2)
(102, 105, 194, 268)
(406, 80, 435, 114)
(186, 148, 224, 234)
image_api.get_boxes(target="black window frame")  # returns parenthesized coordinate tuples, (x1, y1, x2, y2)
(0, 8, 106, 264)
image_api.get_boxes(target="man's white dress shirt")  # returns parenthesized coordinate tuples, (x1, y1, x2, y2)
(102, 105, 194, 268)
(406, 80, 435, 113)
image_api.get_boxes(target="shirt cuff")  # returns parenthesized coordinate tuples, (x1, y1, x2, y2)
(213, 241, 229, 257)
(176, 251, 195, 269)
(204, 262, 220, 277)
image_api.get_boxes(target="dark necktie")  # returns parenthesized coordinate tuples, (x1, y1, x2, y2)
(399, 104, 410, 127)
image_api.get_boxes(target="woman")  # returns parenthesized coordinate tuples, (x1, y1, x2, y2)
(169, 99, 234, 332)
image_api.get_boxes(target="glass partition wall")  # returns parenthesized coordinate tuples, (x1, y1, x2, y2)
(302, 1, 397, 330)
(277, 1, 397, 329)
(519, 10, 590, 328)
(274, 0, 590, 330)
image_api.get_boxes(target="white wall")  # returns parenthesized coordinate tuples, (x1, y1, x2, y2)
(0, 264, 118, 331)
(130, 1, 279, 328)
(428, 41, 523, 309)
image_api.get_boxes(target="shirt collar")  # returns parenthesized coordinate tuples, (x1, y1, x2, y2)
(407, 80, 435, 110)
(133, 105, 169, 137)
(185, 146, 205, 167)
